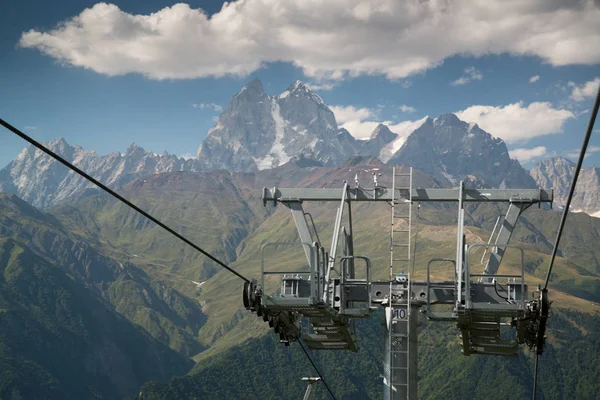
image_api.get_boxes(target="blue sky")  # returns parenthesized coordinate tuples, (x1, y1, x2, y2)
(1, 0, 599, 169)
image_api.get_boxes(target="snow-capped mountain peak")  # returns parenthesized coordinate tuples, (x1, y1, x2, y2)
(198, 79, 355, 171)
(279, 80, 326, 107)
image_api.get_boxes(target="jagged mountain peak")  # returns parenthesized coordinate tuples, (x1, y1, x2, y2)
(286, 80, 312, 95)
(48, 136, 70, 148)
(198, 79, 348, 172)
(369, 124, 397, 143)
(290, 79, 307, 91)
(433, 113, 461, 126)
(279, 79, 326, 107)
(337, 128, 355, 142)
(45, 137, 76, 156)
(389, 113, 535, 188)
(468, 121, 481, 132)
(238, 78, 264, 94)
(538, 156, 575, 167)
(125, 142, 145, 155)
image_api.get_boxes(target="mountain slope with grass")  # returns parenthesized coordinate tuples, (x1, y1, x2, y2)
(0, 235, 193, 400)
(2, 157, 600, 399)
(0, 193, 209, 357)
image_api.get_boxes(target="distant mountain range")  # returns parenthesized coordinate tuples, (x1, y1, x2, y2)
(0, 79, 598, 217)
(530, 156, 600, 217)
(0, 139, 203, 209)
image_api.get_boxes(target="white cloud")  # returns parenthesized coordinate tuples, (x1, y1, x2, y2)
(330, 105, 376, 125)
(570, 78, 600, 102)
(331, 104, 424, 141)
(388, 118, 429, 138)
(193, 103, 223, 111)
(451, 66, 483, 86)
(330, 104, 380, 139)
(566, 145, 600, 159)
(18, 1, 600, 80)
(211, 116, 219, 122)
(455, 101, 574, 143)
(399, 105, 416, 113)
(340, 120, 384, 139)
(509, 146, 547, 163)
(305, 81, 337, 91)
(529, 75, 540, 83)
(576, 108, 590, 117)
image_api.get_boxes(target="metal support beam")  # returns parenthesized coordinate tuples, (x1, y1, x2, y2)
(456, 182, 465, 308)
(323, 183, 348, 303)
(285, 202, 315, 267)
(263, 187, 553, 204)
(483, 203, 531, 281)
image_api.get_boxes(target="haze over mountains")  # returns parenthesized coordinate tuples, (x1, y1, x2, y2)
(1, 79, 598, 216)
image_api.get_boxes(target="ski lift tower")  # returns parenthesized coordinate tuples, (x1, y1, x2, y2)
(243, 167, 553, 400)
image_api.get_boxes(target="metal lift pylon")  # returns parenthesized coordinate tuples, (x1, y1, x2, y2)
(244, 174, 554, 400)
(384, 167, 418, 400)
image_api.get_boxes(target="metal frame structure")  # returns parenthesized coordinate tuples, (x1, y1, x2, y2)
(243, 177, 554, 400)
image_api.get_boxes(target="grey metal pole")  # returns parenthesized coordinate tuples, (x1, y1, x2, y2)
(384, 301, 420, 400)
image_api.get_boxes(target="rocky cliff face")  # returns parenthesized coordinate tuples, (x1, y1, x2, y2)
(197, 80, 361, 171)
(0, 138, 202, 209)
(388, 114, 536, 188)
(530, 157, 600, 216)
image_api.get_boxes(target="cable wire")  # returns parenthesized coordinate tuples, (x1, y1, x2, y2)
(533, 353, 540, 400)
(297, 340, 337, 400)
(533, 82, 600, 400)
(543, 83, 600, 290)
(0, 118, 250, 283)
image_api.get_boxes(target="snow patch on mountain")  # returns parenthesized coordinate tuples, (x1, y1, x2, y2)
(379, 116, 429, 162)
(253, 98, 291, 170)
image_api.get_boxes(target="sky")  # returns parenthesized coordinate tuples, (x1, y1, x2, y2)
(1, 0, 599, 169)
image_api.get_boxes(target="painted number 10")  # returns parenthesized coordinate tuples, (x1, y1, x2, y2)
(394, 308, 407, 320)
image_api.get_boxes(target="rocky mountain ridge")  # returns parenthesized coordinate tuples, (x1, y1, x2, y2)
(0, 138, 202, 209)
(389, 114, 536, 188)
(530, 156, 600, 217)
(197, 80, 362, 171)
(0, 79, 587, 211)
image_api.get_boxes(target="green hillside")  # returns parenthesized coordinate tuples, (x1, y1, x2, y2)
(0, 236, 193, 399)
(2, 162, 600, 399)
(139, 309, 600, 400)
(0, 193, 208, 356)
